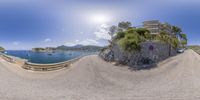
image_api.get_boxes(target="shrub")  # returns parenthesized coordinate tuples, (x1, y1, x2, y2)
(115, 32, 125, 40)
(118, 31, 141, 52)
(114, 25, 182, 52)
(171, 37, 179, 48)
(119, 38, 141, 52)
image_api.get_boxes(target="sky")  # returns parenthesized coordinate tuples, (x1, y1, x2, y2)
(0, 0, 200, 50)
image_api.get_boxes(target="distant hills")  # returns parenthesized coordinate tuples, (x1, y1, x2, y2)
(32, 45, 103, 52)
(188, 45, 200, 55)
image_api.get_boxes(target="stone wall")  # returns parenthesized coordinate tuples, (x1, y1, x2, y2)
(100, 41, 177, 67)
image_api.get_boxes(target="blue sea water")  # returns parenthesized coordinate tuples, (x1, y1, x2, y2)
(5, 50, 98, 64)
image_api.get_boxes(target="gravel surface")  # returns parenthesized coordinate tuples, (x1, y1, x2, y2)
(0, 49, 200, 100)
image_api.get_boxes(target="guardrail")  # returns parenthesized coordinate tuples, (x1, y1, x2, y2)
(22, 57, 81, 71)
(0, 53, 82, 71)
(0, 53, 27, 66)
(0, 53, 13, 63)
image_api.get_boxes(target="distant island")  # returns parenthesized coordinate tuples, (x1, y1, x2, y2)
(32, 45, 103, 52)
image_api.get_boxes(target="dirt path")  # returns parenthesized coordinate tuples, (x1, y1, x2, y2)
(0, 49, 200, 100)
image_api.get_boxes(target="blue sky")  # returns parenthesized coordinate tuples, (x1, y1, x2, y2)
(0, 0, 200, 50)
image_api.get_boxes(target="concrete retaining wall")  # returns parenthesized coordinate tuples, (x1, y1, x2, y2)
(22, 57, 81, 71)
(0, 53, 81, 71)
(0, 53, 27, 66)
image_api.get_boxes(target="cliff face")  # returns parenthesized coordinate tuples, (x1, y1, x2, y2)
(100, 41, 177, 68)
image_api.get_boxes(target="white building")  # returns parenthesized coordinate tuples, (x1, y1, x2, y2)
(143, 20, 173, 35)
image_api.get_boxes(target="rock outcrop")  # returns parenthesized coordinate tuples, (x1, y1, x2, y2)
(100, 41, 177, 68)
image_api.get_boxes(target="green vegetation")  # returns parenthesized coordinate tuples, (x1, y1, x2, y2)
(110, 22, 183, 52)
(0, 46, 5, 52)
(32, 48, 46, 52)
(118, 29, 142, 51)
(158, 31, 179, 48)
(188, 45, 200, 55)
(180, 33, 187, 47)
(172, 26, 188, 48)
(33, 45, 103, 52)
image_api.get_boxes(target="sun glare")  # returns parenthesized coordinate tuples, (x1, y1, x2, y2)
(89, 14, 110, 24)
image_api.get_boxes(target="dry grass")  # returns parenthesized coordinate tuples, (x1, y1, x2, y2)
(188, 45, 200, 55)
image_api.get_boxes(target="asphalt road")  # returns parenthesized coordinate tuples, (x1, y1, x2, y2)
(0, 49, 200, 100)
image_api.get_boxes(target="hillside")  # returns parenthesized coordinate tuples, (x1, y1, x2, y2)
(33, 45, 103, 52)
(188, 45, 200, 54)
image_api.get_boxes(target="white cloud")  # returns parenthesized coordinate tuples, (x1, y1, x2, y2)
(75, 39, 79, 42)
(80, 39, 99, 45)
(64, 24, 109, 46)
(65, 39, 99, 46)
(44, 38, 51, 42)
(94, 24, 111, 40)
(79, 32, 84, 34)
(13, 41, 20, 45)
(65, 39, 79, 46)
(65, 42, 76, 46)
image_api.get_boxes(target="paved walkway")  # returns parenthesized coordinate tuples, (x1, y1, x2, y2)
(0, 49, 200, 100)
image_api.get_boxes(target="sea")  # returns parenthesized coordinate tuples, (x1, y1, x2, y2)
(5, 50, 98, 64)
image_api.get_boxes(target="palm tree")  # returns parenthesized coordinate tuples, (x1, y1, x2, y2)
(180, 33, 187, 47)
(172, 26, 185, 48)
(172, 26, 182, 38)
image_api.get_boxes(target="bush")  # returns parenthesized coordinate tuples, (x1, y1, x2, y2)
(115, 32, 125, 40)
(114, 26, 181, 52)
(118, 31, 141, 52)
(171, 37, 179, 48)
(119, 38, 141, 52)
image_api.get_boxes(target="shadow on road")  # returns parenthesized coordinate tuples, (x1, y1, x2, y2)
(128, 63, 158, 71)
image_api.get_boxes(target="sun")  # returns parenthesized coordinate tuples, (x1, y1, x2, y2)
(89, 13, 110, 24)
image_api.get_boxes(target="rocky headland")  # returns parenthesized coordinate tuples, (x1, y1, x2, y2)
(99, 21, 187, 69)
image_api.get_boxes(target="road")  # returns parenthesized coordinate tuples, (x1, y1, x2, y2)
(0, 49, 200, 100)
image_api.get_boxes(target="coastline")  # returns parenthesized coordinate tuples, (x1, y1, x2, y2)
(0, 52, 27, 66)
(0, 52, 86, 71)
(0, 50, 200, 99)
